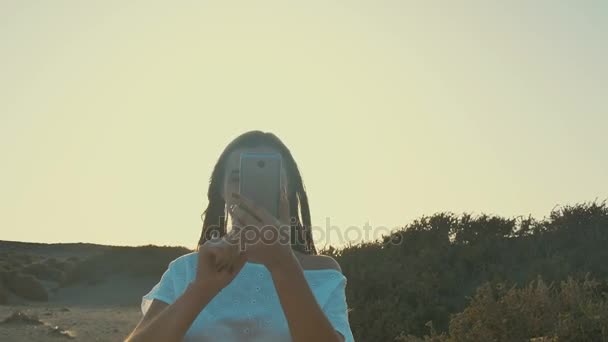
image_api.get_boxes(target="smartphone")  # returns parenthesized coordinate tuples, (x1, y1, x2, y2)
(239, 152, 282, 218)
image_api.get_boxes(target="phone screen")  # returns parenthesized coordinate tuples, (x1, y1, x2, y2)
(239, 152, 282, 218)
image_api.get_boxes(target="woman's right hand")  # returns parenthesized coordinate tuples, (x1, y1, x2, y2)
(195, 235, 246, 293)
(126, 236, 245, 342)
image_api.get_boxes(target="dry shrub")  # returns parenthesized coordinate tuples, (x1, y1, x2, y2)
(397, 275, 608, 341)
(447, 278, 556, 341)
(22, 262, 65, 282)
(4, 254, 23, 269)
(7, 273, 48, 302)
(61, 245, 190, 286)
(0, 281, 8, 305)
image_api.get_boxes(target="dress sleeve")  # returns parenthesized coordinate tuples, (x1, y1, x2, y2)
(322, 274, 355, 342)
(141, 258, 180, 316)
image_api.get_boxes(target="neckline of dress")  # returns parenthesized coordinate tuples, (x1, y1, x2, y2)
(244, 261, 344, 275)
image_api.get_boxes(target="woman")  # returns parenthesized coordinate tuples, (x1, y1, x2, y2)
(126, 131, 354, 342)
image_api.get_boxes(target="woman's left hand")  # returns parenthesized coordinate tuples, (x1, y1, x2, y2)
(227, 190, 295, 270)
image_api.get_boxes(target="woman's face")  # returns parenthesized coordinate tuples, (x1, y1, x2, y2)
(221, 146, 289, 209)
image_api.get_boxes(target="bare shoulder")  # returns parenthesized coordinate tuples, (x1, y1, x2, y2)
(298, 253, 342, 272)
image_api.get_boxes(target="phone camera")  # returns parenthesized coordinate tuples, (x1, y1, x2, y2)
(257, 160, 265, 168)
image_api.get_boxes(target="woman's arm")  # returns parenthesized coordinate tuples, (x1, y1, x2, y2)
(269, 252, 345, 342)
(228, 192, 346, 342)
(125, 282, 217, 342)
(126, 238, 246, 342)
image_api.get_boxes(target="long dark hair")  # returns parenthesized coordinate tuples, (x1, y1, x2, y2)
(197, 131, 317, 255)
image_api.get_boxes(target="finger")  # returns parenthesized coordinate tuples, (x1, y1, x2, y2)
(218, 255, 236, 273)
(230, 203, 260, 226)
(225, 226, 242, 245)
(224, 242, 240, 267)
(224, 249, 246, 275)
(206, 240, 229, 269)
(279, 190, 289, 224)
(207, 235, 223, 245)
(231, 215, 247, 236)
(227, 206, 244, 236)
(216, 252, 229, 271)
(223, 239, 241, 263)
(201, 242, 228, 273)
(231, 193, 265, 223)
(206, 252, 223, 272)
(230, 251, 247, 274)
(280, 170, 288, 194)
(210, 248, 227, 271)
(227, 199, 244, 228)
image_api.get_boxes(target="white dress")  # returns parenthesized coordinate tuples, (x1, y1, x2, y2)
(141, 252, 355, 341)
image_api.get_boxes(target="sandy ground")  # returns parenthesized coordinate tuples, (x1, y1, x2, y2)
(0, 241, 184, 341)
(1, 273, 156, 342)
(0, 303, 141, 342)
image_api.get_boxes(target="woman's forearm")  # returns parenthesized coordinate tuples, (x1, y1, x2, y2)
(126, 282, 217, 342)
(269, 253, 342, 342)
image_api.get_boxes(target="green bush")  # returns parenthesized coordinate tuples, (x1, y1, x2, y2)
(328, 201, 608, 341)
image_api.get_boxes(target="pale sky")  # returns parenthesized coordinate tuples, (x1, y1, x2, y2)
(1, 1, 606, 249)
